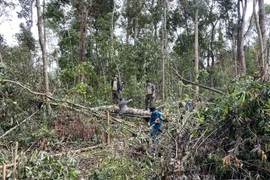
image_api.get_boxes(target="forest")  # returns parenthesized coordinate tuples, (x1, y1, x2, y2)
(0, 0, 270, 179)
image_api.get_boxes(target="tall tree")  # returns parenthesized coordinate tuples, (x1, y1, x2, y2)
(36, 0, 51, 114)
(78, 2, 89, 83)
(258, 0, 268, 79)
(237, 0, 247, 75)
(194, 0, 199, 98)
(253, 0, 264, 69)
(161, 0, 167, 102)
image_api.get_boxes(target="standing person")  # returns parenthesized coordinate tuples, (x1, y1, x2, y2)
(111, 75, 122, 105)
(148, 106, 163, 143)
(145, 80, 156, 110)
(119, 98, 133, 116)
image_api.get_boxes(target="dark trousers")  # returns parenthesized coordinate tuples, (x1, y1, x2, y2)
(112, 90, 119, 104)
(145, 94, 153, 110)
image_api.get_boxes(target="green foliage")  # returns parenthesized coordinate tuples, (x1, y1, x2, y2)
(19, 151, 80, 180)
(90, 156, 148, 179)
(197, 77, 270, 178)
(15, 23, 36, 52)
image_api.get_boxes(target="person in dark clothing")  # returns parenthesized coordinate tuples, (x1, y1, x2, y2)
(148, 106, 162, 143)
(145, 80, 156, 110)
(111, 75, 122, 105)
(119, 98, 133, 116)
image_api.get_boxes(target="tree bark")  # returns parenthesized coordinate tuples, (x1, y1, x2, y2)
(194, 2, 199, 98)
(253, 0, 265, 69)
(237, 0, 247, 75)
(258, 0, 268, 80)
(78, 3, 88, 83)
(36, 0, 51, 114)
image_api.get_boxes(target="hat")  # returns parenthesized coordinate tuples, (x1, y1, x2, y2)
(146, 80, 151, 83)
(150, 106, 156, 112)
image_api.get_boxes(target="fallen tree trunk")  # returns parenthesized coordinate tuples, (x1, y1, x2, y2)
(171, 66, 223, 94)
(0, 79, 168, 118)
(89, 105, 151, 116)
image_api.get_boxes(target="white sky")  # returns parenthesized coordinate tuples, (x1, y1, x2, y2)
(0, 0, 39, 46)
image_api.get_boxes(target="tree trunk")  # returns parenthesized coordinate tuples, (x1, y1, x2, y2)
(258, 0, 268, 80)
(237, 0, 247, 75)
(209, 21, 217, 87)
(194, 2, 199, 99)
(126, 0, 130, 44)
(111, 0, 120, 80)
(78, 3, 88, 83)
(90, 105, 152, 116)
(134, 0, 141, 46)
(253, 0, 265, 70)
(258, 0, 266, 58)
(36, 0, 51, 114)
(162, 0, 167, 102)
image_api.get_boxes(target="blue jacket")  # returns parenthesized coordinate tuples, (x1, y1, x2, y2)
(111, 80, 122, 91)
(149, 110, 162, 130)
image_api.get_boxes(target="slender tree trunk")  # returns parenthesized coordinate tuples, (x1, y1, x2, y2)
(237, 0, 247, 75)
(209, 21, 217, 87)
(258, 0, 268, 80)
(78, 3, 88, 83)
(126, 0, 130, 44)
(232, 38, 238, 76)
(258, 0, 266, 58)
(194, 2, 199, 99)
(134, 0, 141, 46)
(36, 0, 51, 114)
(126, 20, 130, 44)
(111, 0, 120, 79)
(161, 0, 167, 102)
(253, 0, 265, 70)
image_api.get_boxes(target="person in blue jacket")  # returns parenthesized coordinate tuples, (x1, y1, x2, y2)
(148, 106, 163, 143)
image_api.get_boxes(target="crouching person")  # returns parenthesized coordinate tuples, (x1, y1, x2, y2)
(148, 106, 163, 144)
(119, 98, 133, 117)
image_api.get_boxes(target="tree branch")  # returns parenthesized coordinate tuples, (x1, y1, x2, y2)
(171, 67, 223, 94)
(0, 110, 39, 139)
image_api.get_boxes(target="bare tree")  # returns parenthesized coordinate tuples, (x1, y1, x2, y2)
(36, 0, 51, 114)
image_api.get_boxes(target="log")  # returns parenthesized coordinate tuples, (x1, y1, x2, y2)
(171, 65, 223, 94)
(0, 79, 166, 118)
(89, 105, 151, 116)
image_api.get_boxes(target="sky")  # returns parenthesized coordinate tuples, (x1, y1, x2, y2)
(0, 0, 39, 46)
